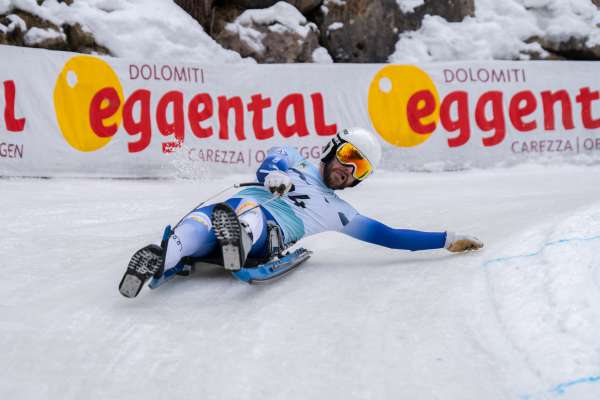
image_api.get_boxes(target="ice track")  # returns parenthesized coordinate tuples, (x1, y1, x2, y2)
(1, 165, 600, 400)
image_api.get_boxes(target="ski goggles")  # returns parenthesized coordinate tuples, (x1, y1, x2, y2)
(335, 142, 373, 181)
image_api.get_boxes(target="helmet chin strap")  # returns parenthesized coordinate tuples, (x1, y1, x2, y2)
(320, 133, 344, 165)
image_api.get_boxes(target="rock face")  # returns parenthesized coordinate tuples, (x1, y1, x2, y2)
(0, 10, 110, 55)
(215, 2, 323, 62)
(174, 0, 323, 33)
(174, 0, 214, 31)
(312, 0, 475, 62)
(535, 36, 600, 61)
(210, 2, 246, 37)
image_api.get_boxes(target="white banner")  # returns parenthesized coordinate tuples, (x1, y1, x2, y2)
(1, 45, 599, 177)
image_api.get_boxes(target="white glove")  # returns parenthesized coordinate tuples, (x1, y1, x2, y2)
(445, 232, 484, 253)
(264, 170, 292, 196)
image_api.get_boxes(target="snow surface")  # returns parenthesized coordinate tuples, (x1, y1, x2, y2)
(2, 165, 600, 399)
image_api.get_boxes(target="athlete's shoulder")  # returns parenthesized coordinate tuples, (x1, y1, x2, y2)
(266, 146, 305, 165)
(267, 146, 302, 157)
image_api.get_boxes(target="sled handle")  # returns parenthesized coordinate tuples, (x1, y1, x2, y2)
(235, 182, 264, 188)
(174, 182, 268, 229)
(235, 182, 288, 217)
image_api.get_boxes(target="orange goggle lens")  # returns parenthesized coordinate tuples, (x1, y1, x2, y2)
(335, 143, 372, 180)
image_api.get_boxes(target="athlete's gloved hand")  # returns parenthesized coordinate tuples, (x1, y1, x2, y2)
(264, 170, 292, 196)
(445, 232, 484, 253)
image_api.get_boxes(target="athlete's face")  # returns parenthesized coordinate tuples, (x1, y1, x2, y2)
(322, 158, 357, 190)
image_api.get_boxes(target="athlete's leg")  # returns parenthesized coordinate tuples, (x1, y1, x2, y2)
(162, 210, 216, 272)
(119, 198, 272, 297)
(162, 198, 269, 274)
(235, 199, 269, 258)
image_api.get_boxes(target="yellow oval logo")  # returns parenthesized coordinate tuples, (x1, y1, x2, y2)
(54, 56, 124, 152)
(368, 65, 440, 148)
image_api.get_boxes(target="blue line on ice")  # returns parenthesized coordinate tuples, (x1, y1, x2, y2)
(483, 235, 600, 268)
(482, 235, 600, 399)
(551, 375, 600, 395)
(521, 374, 600, 399)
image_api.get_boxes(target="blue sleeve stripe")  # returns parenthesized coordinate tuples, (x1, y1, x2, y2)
(342, 215, 446, 251)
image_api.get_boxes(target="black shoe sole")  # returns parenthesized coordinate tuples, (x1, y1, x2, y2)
(119, 244, 163, 298)
(212, 203, 244, 271)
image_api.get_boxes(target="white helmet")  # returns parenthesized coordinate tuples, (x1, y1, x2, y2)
(321, 127, 382, 185)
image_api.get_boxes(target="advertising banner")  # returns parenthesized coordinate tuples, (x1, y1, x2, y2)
(1, 44, 599, 177)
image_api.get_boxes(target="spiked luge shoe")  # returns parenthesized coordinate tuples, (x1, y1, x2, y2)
(211, 203, 253, 271)
(119, 244, 165, 298)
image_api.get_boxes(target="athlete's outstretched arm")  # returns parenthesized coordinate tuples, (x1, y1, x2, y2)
(341, 214, 447, 251)
(342, 214, 484, 252)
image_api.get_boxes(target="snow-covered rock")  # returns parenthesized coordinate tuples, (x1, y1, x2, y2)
(1, 0, 599, 63)
(0, 9, 109, 54)
(0, 0, 245, 63)
(216, 1, 328, 62)
(230, 0, 323, 14)
(23, 26, 65, 46)
(390, 0, 600, 62)
(314, 0, 474, 62)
